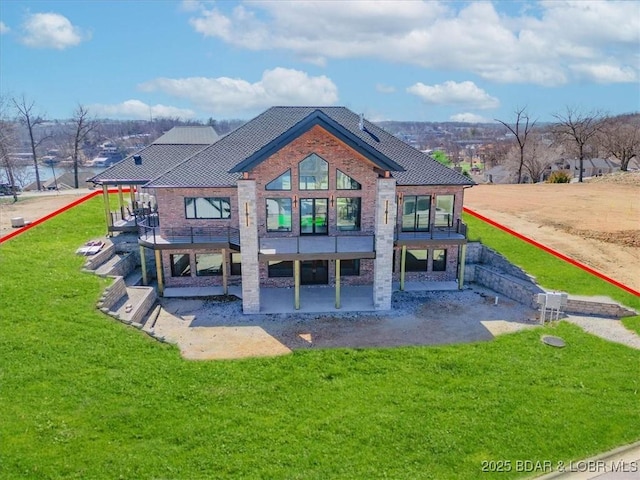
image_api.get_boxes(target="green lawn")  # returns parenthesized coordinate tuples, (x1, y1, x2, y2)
(0, 198, 638, 479)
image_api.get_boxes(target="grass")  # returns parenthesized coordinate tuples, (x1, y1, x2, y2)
(0, 198, 639, 479)
(464, 213, 640, 335)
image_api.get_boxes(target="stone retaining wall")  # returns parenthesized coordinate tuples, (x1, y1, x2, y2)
(473, 265, 543, 309)
(566, 298, 637, 318)
(97, 276, 127, 311)
(127, 287, 157, 325)
(84, 242, 115, 270)
(465, 242, 637, 318)
(107, 251, 138, 278)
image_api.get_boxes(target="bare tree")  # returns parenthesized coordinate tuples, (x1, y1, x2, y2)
(521, 133, 563, 183)
(553, 107, 603, 182)
(495, 107, 537, 183)
(0, 96, 19, 201)
(598, 115, 639, 171)
(12, 95, 50, 191)
(68, 104, 99, 188)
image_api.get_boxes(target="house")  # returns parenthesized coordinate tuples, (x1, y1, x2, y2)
(545, 158, 620, 180)
(90, 107, 474, 313)
(24, 171, 95, 191)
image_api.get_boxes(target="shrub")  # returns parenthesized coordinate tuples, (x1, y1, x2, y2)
(547, 171, 572, 183)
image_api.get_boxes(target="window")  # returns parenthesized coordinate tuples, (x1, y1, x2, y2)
(336, 169, 361, 190)
(299, 154, 328, 190)
(300, 198, 328, 235)
(406, 249, 428, 272)
(266, 198, 292, 232)
(268, 260, 293, 277)
(336, 197, 361, 231)
(196, 253, 223, 276)
(231, 253, 242, 276)
(266, 170, 291, 190)
(402, 195, 430, 232)
(170, 254, 191, 277)
(433, 249, 447, 271)
(435, 195, 454, 227)
(340, 259, 360, 276)
(185, 197, 231, 219)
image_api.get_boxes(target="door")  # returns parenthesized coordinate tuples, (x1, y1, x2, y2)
(300, 198, 328, 235)
(300, 260, 329, 285)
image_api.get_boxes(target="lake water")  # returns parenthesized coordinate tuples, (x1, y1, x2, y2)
(1, 164, 106, 186)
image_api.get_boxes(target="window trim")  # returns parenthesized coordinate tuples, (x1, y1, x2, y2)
(170, 253, 191, 277)
(298, 153, 329, 190)
(195, 253, 223, 277)
(336, 169, 362, 190)
(265, 169, 292, 191)
(432, 249, 447, 272)
(336, 197, 361, 232)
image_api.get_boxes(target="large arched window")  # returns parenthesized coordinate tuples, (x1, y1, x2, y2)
(299, 153, 328, 190)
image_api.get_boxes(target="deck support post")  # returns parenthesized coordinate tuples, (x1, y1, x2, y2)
(117, 185, 125, 218)
(222, 248, 228, 295)
(294, 260, 300, 310)
(140, 246, 148, 285)
(102, 184, 112, 232)
(400, 245, 407, 291)
(129, 185, 135, 205)
(458, 244, 467, 290)
(155, 249, 164, 296)
(335, 259, 341, 309)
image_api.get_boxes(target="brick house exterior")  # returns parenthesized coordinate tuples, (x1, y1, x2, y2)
(91, 107, 474, 313)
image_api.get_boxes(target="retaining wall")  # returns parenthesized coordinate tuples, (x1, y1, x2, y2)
(97, 276, 127, 311)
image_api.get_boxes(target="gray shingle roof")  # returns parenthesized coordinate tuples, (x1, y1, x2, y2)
(147, 107, 473, 188)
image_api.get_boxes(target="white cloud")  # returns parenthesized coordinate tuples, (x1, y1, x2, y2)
(139, 68, 339, 115)
(570, 63, 638, 84)
(407, 81, 500, 109)
(0, 22, 9, 34)
(88, 100, 196, 120)
(186, 1, 640, 86)
(20, 13, 88, 49)
(376, 84, 396, 94)
(449, 113, 492, 123)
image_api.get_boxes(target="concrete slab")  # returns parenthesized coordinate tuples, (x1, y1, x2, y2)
(259, 285, 375, 314)
(163, 285, 242, 298)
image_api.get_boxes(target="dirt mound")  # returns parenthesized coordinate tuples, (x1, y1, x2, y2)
(586, 171, 640, 186)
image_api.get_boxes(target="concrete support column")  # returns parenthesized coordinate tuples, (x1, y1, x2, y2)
(237, 179, 260, 313)
(294, 260, 300, 310)
(458, 244, 467, 290)
(102, 184, 112, 231)
(400, 245, 407, 291)
(373, 177, 397, 310)
(155, 249, 164, 296)
(335, 259, 341, 309)
(222, 248, 228, 295)
(140, 245, 148, 285)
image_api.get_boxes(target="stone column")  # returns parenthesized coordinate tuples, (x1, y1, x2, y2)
(373, 177, 397, 310)
(237, 179, 260, 313)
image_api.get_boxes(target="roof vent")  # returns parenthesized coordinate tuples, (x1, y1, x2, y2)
(358, 113, 364, 131)
(133, 155, 142, 165)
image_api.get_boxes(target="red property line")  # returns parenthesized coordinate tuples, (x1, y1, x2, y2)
(0, 188, 127, 245)
(464, 207, 640, 298)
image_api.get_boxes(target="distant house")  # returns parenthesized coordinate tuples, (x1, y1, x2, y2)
(24, 172, 95, 191)
(544, 158, 620, 181)
(90, 107, 474, 313)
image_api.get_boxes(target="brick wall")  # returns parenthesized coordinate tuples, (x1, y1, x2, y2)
(155, 187, 239, 234)
(248, 125, 380, 237)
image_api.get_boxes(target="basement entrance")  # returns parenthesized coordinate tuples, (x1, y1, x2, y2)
(301, 260, 328, 285)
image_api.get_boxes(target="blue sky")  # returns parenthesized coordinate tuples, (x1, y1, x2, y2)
(1, 0, 639, 122)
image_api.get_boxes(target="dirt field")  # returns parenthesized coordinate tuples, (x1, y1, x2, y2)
(465, 172, 640, 292)
(0, 190, 91, 238)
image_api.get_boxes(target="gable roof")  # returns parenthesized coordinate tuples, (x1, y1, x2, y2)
(147, 107, 473, 188)
(88, 126, 216, 185)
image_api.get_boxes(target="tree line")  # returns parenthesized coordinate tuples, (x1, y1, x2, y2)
(494, 107, 639, 184)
